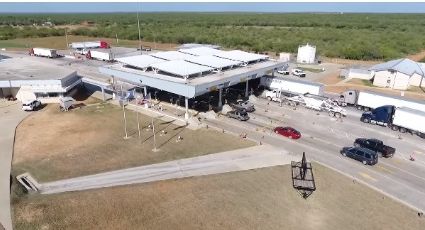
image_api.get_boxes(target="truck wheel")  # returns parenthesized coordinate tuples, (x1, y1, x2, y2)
(335, 112, 341, 118)
(362, 118, 370, 123)
(399, 127, 407, 133)
(342, 152, 347, 157)
(329, 111, 335, 117)
(362, 160, 367, 165)
(267, 97, 272, 101)
(391, 125, 399, 131)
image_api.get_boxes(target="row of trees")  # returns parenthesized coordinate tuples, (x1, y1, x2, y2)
(1, 13, 425, 60)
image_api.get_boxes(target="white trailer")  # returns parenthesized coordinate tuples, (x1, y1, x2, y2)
(340, 90, 425, 112)
(392, 107, 425, 138)
(70, 41, 109, 49)
(87, 50, 114, 61)
(31, 48, 57, 58)
(260, 76, 324, 96)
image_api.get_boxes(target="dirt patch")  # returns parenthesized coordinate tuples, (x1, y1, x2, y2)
(12, 164, 424, 230)
(407, 50, 425, 62)
(12, 102, 253, 182)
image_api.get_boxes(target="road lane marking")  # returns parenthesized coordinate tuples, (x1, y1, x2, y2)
(376, 165, 393, 174)
(359, 172, 378, 182)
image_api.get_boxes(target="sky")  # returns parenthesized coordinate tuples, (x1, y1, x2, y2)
(0, 2, 425, 13)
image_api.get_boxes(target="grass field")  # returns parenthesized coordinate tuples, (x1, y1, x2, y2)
(11, 163, 424, 230)
(11, 99, 254, 182)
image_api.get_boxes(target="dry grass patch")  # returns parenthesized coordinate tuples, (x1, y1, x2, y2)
(12, 164, 424, 230)
(12, 102, 254, 182)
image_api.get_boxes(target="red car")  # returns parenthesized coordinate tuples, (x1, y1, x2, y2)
(274, 126, 301, 139)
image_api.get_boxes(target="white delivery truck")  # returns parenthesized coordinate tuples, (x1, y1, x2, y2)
(338, 90, 425, 112)
(30, 48, 58, 58)
(260, 76, 324, 96)
(86, 50, 114, 61)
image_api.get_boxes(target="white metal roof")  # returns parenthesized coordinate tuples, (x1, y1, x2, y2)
(150, 60, 213, 77)
(370, 58, 425, 76)
(116, 55, 165, 69)
(214, 50, 269, 63)
(150, 51, 195, 61)
(178, 43, 221, 49)
(186, 55, 241, 69)
(179, 47, 223, 56)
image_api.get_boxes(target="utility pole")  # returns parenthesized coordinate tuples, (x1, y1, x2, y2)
(137, 10, 142, 53)
(152, 117, 158, 152)
(115, 33, 119, 45)
(121, 84, 129, 139)
(64, 28, 69, 49)
(136, 103, 141, 138)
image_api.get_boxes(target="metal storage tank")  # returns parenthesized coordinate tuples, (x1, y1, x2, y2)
(297, 43, 316, 64)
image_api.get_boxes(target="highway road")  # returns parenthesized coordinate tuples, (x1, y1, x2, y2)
(205, 97, 425, 212)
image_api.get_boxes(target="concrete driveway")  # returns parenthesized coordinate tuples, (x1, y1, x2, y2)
(0, 102, 29, 230)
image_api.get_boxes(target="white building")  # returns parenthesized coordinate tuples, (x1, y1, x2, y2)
(369, 58, 425, 90)
(0, 57, 81, 102)
(297, 43, 316, 64)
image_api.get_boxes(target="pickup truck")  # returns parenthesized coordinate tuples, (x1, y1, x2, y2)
(231, 100, 255, 112)
(354, 138, 395, 158)
(292, 68, 306, 78)
(227, 109, 250, 121)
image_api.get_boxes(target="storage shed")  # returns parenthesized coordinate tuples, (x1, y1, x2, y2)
(297, 44, 316, 64)
(369, 58, 425, 90)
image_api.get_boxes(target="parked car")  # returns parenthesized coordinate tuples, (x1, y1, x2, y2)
(277, 69, 290, 75)
(291, 68, 306, 77)
(231, 99, 255, 112)
(274, 126, 301, 139)
(227, 109, 250, 121)
(354, 138, 395, 158)
(22, 99, 41, 111)
(340, 147, 378, 165)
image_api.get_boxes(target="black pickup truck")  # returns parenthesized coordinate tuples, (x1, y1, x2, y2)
(354, 138, 395, 158)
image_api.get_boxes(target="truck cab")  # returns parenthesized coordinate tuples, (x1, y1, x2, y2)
(354, 138, 395, 158)
(361, 105, 394, 126)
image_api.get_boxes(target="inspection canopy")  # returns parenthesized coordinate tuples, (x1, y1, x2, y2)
(150, 51, 195, 61)
(116, 55, 165, 69)
(150, 60, 214, 77)
(179, 47, 223, 56)
(186, 55, 241, 69)
(214, 50, 268, 63)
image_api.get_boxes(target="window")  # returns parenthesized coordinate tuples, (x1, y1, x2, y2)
(365, 153, 371, 159)
(349, 92, 353, 95)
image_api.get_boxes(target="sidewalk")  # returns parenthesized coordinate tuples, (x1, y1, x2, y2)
(40, 145, 297, 194)
(0, 102, 29, 230)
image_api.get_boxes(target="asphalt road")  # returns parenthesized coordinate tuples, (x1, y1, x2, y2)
(204, 97, 425, 212)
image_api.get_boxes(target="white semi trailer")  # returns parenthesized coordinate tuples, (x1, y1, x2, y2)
(30, 48, 58, 58)
(70, 41, 109, 49)
(392, 107, 425, 138)
(86, 50, 114, 61)
(260, 76, 324, 96)
(338, 90, 425, 112)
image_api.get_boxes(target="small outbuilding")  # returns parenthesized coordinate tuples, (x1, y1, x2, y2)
(297, 43, 316, 64)
(369, 58, 425, 90)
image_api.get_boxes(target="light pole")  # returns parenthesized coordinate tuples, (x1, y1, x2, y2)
(136, 106, 141, 138)
(121, 84, 129, 139)
(152, 117, 158, 152)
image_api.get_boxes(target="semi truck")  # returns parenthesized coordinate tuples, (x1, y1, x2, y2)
(86, 50, 114, 61)
(260, 76, 324, 96)
(70, 41, 109, 49)
(337, 90, 425, 112)
(360, 105, 425, 138)
(264, 90, 347, 118)
(29, 48, 58, 58)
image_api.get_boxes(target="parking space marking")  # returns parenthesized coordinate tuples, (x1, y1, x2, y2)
(359, 172, 378, 182)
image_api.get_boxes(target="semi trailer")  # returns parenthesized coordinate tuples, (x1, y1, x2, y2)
(361, 105, 425, 138)
(260, 76, 324, 96)
(337, 90, 425, 112)
(70, 41, 109, 49)
(29, 48, 58, 58)
(86, 50, 114, 61)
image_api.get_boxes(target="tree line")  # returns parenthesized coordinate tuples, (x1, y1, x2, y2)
(1, 13, 425, 60)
